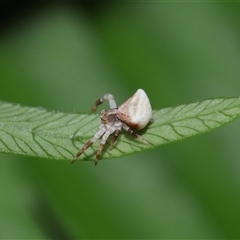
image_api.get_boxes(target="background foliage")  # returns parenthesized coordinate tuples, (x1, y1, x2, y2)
(1, 1, 240, 238)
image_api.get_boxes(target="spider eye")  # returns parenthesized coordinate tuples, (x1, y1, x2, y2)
(100, 110, 107, 122)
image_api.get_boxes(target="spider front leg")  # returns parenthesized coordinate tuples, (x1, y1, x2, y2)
(122, 124, 148, 144)
(71, 125, 106, 164)
(91, 93, 117, 112)
(95, 129, 113, 166)
(110, 129, 121, 148)
(72, 140, 93, 163)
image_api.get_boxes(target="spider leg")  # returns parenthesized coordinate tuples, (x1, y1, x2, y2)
(95, 143, 104, 166)
(122, 124, 148, 144)
(91, 93, 117, 112)
(110, 129, 121, 148)
(95, 130, 112, 166)
(72, 126, 106, 164)
(71, 140, 93, 164)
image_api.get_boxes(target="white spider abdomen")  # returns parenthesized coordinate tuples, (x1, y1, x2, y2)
(117, 89, 153, 130)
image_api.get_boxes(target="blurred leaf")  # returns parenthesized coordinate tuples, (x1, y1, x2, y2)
(0, 97, 240, 162)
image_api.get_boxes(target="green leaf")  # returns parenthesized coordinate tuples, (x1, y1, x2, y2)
(0, 97, 240, 162)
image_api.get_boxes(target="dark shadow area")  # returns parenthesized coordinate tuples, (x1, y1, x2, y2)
(29, 192, 73, 239)
(0, 0, 110, 35)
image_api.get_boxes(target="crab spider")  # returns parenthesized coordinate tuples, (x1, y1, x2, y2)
(72, 89, 153, 166)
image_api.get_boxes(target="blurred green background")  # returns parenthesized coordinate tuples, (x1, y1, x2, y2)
(1, 1, 240, 238)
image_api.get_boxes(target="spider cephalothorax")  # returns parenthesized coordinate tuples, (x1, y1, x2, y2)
(100, 109, 119, 125)
(72, 89, 153, 165)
